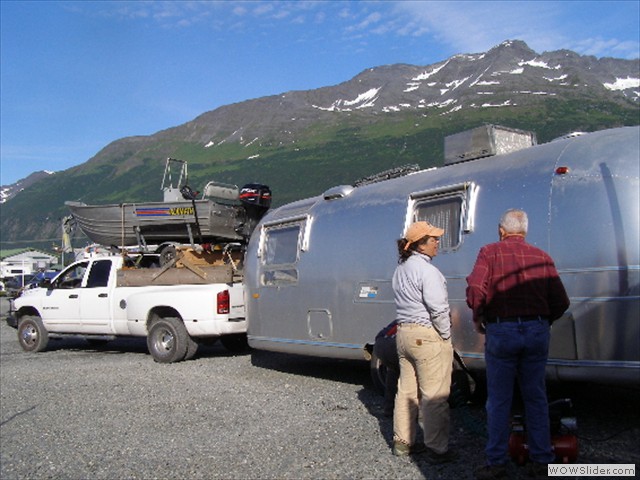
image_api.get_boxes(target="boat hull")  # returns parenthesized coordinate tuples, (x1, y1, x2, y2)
(66, 200, 246, 247)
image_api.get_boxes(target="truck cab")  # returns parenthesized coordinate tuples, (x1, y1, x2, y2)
(9, 253, 247, 363)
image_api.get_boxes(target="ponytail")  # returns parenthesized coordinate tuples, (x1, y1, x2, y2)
(397, 239, 413, 263)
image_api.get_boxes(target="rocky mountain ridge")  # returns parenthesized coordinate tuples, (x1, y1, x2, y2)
(1, 39, 638, 249)
(173, 41, 638, 144)
(73, 40, 638, 175)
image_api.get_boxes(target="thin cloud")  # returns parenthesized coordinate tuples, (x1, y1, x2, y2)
(346, 11, 383, 33)
(570, 37, 640, 59)
(232, 5, 248, 17)
(63, 0, 638, 59)
(391, 1, 639, 59)
(252, 3, 275, 17)
(391, 1, 557, 51)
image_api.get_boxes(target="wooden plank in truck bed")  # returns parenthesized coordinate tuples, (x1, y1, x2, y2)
(116, 264, 234, 286)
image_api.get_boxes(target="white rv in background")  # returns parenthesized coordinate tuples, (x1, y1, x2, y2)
(244, 125, 640, 387)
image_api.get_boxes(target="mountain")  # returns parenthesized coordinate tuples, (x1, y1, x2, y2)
(1, 40, 638, 251)
(1, 171, 55, 204)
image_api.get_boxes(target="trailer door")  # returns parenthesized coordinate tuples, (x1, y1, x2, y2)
(250, 217, 309, 343)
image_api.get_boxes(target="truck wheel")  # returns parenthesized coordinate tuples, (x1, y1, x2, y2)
(147, 317, 188, 363)
(221, 333, 249, 353)
(369, 350, 387, 395)
(18, 315, 49, 352)
(448, 369, 473, 408)
(183, 335, 199, 361)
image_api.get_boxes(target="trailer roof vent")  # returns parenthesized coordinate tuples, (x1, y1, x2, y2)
(323, 185, 354, 200)
(444, 125, 536, 165)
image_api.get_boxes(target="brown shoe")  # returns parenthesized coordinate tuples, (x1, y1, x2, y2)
(474, 464, 507, 480)
(392, 441, 427, 456)
(392, 441, 410, 456)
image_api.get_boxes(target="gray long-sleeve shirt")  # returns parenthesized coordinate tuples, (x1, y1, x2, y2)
(392, 252, 451, 340)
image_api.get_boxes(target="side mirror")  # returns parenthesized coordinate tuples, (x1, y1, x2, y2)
(41, 278, 53, 289)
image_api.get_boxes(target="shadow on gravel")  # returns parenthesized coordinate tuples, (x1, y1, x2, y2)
(358, 380, 640, 479)
(357, 384, 491, 480)
(36, 336, 254, 361)
(44, 336, 149, 355)
(250, 349, 372, 387)
(545, 381, 640, 465)
(190, 342, 253, 360)
(357, 387, 396, 443)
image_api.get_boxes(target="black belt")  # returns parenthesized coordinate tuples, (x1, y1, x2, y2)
(485, 315, 548, 324)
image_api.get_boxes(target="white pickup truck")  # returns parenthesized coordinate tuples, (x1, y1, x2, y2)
(7, 253, 247, 363)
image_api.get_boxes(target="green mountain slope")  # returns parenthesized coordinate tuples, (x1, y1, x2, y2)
(1, 97, 638, 252)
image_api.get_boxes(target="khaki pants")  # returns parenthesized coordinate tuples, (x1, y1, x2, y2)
(393, 323, 453, 453)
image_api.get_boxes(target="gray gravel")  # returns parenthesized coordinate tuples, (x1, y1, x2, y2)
(1, 297, 638, 480)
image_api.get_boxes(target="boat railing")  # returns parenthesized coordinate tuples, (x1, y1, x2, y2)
(161, 158, 188, 201)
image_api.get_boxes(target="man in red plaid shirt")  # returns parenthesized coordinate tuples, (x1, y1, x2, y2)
(466, 209, 570, 480)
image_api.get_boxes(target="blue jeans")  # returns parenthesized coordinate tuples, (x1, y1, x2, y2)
(484, 318, 554, 465)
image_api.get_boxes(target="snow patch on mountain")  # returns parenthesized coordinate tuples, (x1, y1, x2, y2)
(1, 171, 55, 204)
(313, 87, 381, 112)
(604, 77, 640, 91)
(519, 59, 560, 70)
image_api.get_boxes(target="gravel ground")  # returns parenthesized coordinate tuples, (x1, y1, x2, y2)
(1, 297, 638, 480)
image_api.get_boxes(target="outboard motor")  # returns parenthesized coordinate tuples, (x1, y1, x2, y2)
(238, 183, 272, 238)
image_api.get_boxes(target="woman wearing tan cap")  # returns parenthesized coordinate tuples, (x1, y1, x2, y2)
(391, 221, 457, 464)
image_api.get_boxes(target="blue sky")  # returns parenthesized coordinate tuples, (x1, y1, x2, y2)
(1, 0, 639, 186)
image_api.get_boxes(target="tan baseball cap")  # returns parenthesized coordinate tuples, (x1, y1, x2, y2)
(404, 221, 445, 250)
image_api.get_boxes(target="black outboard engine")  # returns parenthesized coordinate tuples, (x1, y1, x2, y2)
(238, 183, 272, 238)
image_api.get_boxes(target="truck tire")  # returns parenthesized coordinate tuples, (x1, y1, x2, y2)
(448, 368, 473, 408)
(221, 333, 249, 353)
(18, 315, 49, 352)
(147, 317, 188, 363)
(369, 350, 386, 395)
(183, 335, 199, 361)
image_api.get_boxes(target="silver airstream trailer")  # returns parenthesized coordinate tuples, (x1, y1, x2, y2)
(245, 125, 640, 386)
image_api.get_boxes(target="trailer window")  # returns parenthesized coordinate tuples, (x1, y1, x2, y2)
(413, 195, 464, 251)
(261, 223, 302, 285)
(264, 225, 300, 265)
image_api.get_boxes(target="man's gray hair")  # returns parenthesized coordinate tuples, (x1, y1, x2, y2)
(500, 209, 528, 234)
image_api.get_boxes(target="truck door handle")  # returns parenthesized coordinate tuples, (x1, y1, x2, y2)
(69, 294, 78, 299)
(98, 293, 108, 298)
